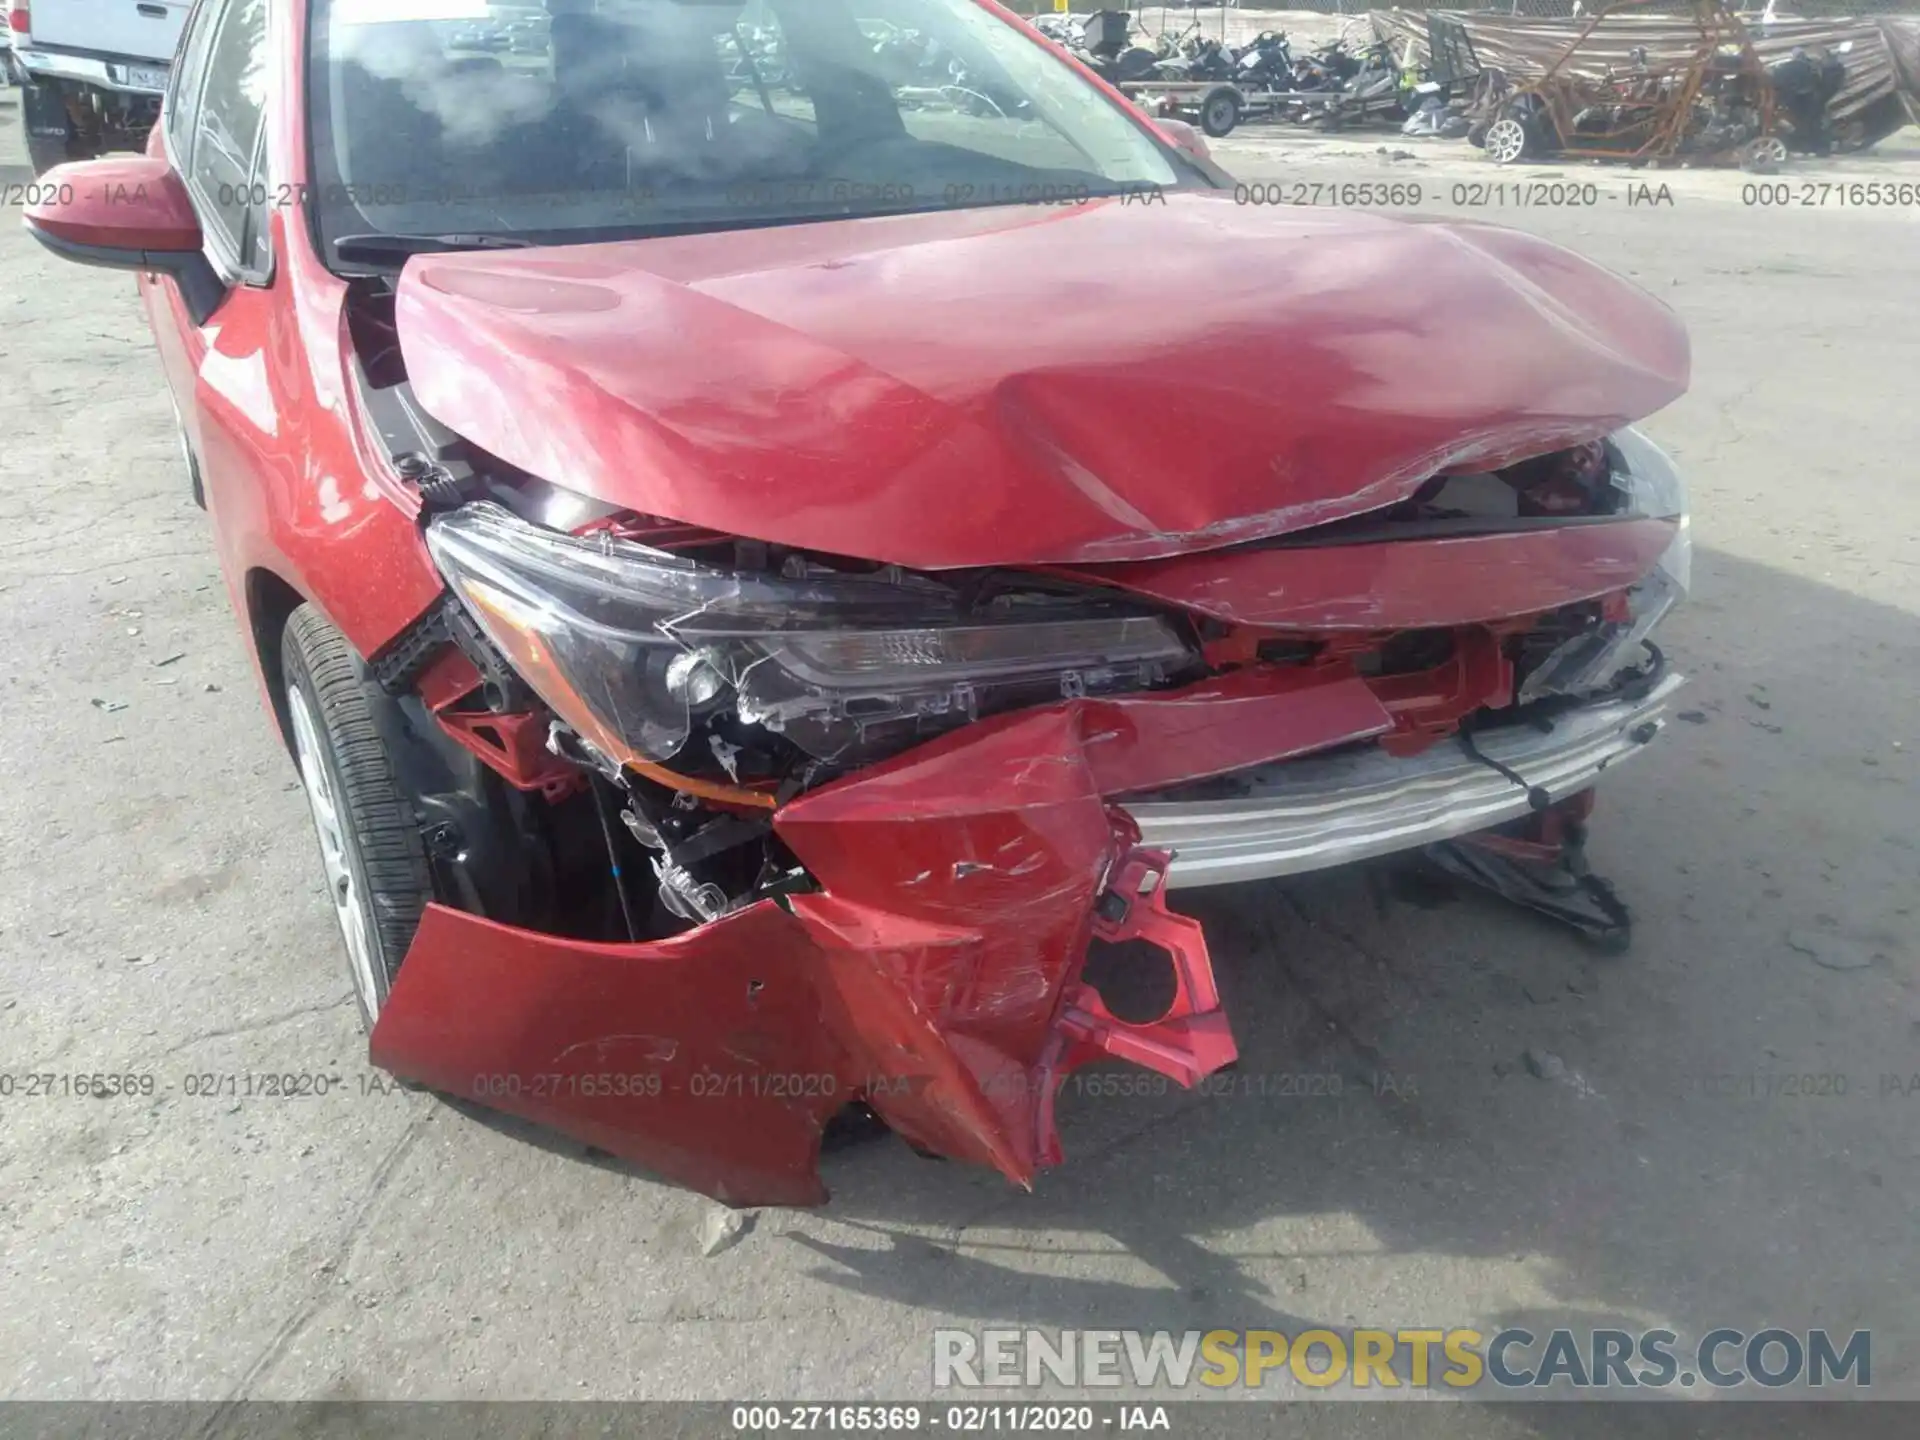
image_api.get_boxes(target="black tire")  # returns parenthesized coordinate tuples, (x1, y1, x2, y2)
(281, 605, 433, 1031)
(25, 127, 77, 177)
(1200, 88, 1240, 139)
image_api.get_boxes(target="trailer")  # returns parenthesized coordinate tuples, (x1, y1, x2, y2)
(1123, 79, 1403, 138)
(1123, 80, 1250, 137)
(1124, 80, 1365, 137)
(1123, 15, 1483, 139)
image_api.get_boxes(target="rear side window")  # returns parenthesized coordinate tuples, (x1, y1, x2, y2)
(188, 0, 270, 260)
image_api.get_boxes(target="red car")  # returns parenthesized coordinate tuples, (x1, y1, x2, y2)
(27, 0, 1691, 1206)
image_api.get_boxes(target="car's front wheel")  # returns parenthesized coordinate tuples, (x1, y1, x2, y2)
(281, 605, 433, 1030)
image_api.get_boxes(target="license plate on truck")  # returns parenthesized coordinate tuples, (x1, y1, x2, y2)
(115, 63, 170, 92)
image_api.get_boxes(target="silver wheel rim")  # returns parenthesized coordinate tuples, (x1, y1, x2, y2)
(1488, 118, 1526, 163)
(1756, 137, 1787, 163)
(288, 682, 382, 1020)
(168, 401, 195, 477)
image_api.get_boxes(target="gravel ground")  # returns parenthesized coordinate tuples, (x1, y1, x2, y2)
(1, 83, 1916, 1411)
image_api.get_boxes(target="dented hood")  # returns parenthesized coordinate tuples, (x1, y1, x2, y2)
(395, 194, 1689, 570)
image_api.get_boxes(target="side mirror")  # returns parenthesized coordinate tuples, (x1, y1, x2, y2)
(24, 154, 203, 269)
(25, 154, 226, 322)
(1155, 117, 1211, 163)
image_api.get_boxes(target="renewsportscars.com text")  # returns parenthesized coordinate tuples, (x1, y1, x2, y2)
(933, 1327, 1870, 1392)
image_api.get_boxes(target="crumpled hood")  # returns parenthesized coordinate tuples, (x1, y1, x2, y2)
(395, 193, 1689, 570)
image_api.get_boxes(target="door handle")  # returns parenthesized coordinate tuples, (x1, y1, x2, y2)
(138, 4, 168, 17)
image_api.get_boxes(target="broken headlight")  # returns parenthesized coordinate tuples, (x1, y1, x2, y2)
(424, 503, 1194, 769)
(1518, 426, 1691, 704)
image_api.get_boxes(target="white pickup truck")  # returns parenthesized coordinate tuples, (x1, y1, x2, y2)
(8, 0, 188, 174)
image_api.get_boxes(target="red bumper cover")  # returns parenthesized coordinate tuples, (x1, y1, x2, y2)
(369, 669, 1394, 1205)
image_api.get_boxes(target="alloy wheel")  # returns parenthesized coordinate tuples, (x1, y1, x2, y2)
(1486, 116, 1528, 164)
(287, 681, 383, 1021)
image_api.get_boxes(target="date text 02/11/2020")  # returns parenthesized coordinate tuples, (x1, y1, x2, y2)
(727, 1405, 1148, 1433)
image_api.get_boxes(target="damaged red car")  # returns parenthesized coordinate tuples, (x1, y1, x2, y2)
(27, 0, 1692, 1205)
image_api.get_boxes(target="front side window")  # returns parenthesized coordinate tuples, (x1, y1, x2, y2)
(307, 0, 1185, 267)
(190, 0, 271, 257)
(165, 0, 223, 174)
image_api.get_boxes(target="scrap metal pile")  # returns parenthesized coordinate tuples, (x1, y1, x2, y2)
(1472, 0, 1787, 168)
(1375, 1, 1915, 165)
(1026, 5, 1914, 165)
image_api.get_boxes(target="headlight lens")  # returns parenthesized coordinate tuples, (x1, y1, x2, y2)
(1518, 426, 1691, 704)
(425, 503, 1194, 768)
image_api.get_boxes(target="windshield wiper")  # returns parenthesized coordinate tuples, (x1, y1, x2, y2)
(332, 232, 535, 265)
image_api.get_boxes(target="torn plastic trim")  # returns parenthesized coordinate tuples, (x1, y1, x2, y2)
(1063, 424, 1690, 633)
(1065, 517, 1680, 632)
(369, 900, 853, 1207)
(371, 665, 1395, 1204)
(1043, 849, 1235, 1086)
(1127, 673, 1685, 889)
(1517, 554, 1685, 704)
(1515, 427, 1690, 703)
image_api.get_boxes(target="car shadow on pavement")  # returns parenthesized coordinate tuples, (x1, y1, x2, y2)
(773, 543, 1920, 1395)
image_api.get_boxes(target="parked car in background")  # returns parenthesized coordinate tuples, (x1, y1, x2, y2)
(26, 0, 1691, 1208)
(9, 0, 186, 173)
(447, 22, 510, 54)
(504, 16, 547, 54)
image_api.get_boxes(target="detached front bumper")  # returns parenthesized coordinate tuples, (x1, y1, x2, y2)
(1135, 673, 1685, 888)
(370, 669, 1678, 1206)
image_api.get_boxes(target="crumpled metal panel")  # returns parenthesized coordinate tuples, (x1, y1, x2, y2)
(395, 195, 1688, 571)
(371, 671, 1395, 1204)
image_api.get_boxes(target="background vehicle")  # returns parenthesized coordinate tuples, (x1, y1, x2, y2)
(447, 21, 510, 54)
(1231, 30, 1295, 92)
(8, 0, 186, 174)
(1302, 38, 1407, 131)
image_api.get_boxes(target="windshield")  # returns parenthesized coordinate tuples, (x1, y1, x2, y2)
(308, 0, 1183, 264)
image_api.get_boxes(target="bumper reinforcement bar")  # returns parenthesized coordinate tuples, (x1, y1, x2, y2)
(1130, 674, 1685, 888)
